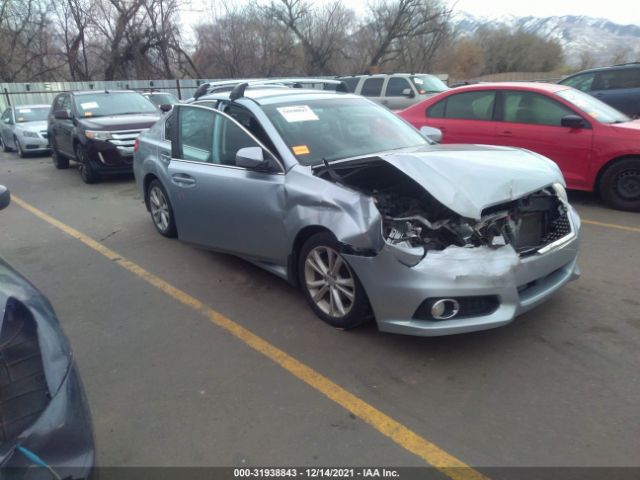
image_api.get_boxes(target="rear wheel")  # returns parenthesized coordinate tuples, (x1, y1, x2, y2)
(75, 144, 100, 184)
(0, 135, 11, 152)
(298, 232, 371, 329)
(600, 158, 640, 211)
(147, 180, 177, 237)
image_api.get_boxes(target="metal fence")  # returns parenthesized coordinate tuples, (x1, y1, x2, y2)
(0, 78, 243, 110)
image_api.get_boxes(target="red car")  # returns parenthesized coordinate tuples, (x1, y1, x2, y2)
(398, 82, 640, 211)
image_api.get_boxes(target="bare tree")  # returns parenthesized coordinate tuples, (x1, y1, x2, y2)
(268, 0, 354, 75)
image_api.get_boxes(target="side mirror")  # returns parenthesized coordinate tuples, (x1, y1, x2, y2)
(159, 104, 172, 113)
(54, 110, 70, 120)
(236, 147, 270, 170)
(561, 115, 585, 128)
(0, 185, 10, 211)
(402, 88, 415, 98)
(420, 126, 443, 143)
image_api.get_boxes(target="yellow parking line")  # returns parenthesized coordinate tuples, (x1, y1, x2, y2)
(12, 195, 487, 480)
(582, 219, 640, 234)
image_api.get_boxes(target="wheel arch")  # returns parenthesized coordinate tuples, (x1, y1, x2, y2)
(142, 173, 160, 211)
(287, 225, 335, 286)
(594, 154, 640, 196)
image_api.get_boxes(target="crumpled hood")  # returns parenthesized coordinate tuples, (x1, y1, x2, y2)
(16, 121, 47, 132)
(379, 144, 565, 219)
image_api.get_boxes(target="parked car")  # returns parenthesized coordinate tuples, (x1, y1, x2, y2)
(0, 105, 51, 157)
(558, 62, 640, 118)
(48, 90, 162, 183)
(0, 185, 95, 477)
(398, 82, 640, 211)
(142, 90, 180, 110)
(336, 73, 449, 110)
(134, 83, 580, 337)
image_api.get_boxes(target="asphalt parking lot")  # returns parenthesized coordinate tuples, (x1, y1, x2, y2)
(1, 152, 639, 475)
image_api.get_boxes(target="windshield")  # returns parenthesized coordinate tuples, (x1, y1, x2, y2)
(556, 88, 630, 124)
(146, 93, 178, 107)
(74, 92, 158, 118)
(262, 97, 428, 165)
(15, 107, 49, 123)
(411, 75, 448, 94)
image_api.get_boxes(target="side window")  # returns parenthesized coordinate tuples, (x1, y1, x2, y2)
(61, 95, 72, 115)
(594, 69, 640, 90)
(427, 100, 446, 118)
(222, 104, 277, 155)
(177, 106, 216, 163)
(214, 114, 262, 166)
(503, 91, 575, 126)
(444, 91, 496, 120)
(1, 108, 11, 123)
(361, 78, 384, 97)
(52, 95, 64, 113)
(562, 73, 595, 92)
(340, 77, 359, 93)
(164, 110, 177, 141)
(385, 77, 412, 97)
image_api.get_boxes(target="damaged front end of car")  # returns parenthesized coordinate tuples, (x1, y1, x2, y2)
(312, 149, 580, 336)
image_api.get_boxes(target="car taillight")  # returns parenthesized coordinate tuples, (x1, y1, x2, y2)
(134, 138, 139, 153)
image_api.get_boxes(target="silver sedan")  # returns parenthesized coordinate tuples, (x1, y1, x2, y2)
(0, 104, 51, 157)
(134, 85, 580, 336)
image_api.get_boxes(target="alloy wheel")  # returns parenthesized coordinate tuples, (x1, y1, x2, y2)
(304, 246, 355, 318)
(149, 185, 170, 232)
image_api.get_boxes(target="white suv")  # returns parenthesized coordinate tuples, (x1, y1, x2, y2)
(337, 73, 449, 110)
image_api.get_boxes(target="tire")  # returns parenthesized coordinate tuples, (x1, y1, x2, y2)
(0, 135, 11, 152)
(14, 137, 26, 158)
(298, 232, 371, 329)
(52, 146, 69, 169)
(147, 180, 177, 237)
(599, 157, 640, 212)
(75, 144, 100, 184)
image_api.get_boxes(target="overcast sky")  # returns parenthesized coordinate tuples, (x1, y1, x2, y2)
(180, 0, 640, 31)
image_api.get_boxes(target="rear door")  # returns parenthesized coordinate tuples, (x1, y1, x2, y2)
(424, 89, 499, 144)
(166, 105, 287, 261)
(494, 90, 594, 188)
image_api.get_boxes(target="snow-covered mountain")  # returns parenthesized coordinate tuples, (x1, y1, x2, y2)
(454, 13, 640, 67)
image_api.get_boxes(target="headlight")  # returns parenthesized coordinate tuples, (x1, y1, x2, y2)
(84, 130, 112, 141)
(20, 130, 39, 138)
(552, 182, 568, 203)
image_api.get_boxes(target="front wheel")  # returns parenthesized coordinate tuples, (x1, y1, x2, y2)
(52, 146, 69, 169)
(14, 137, 25, 158)
(600, 158, 640, 212)
(75, 144, 100, 184)
(147, 180, 177, 237)
(298, 232, 371, 329)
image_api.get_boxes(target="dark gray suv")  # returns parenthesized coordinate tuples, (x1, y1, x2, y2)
(558, 62, 640, 118)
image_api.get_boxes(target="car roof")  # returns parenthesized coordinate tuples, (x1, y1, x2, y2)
(69, 90, 138, 96)
(447, 82, 570, 93)
(564, 62, 640, 77)
(13, 104, 50, 109)
(197, 87, 359, 105)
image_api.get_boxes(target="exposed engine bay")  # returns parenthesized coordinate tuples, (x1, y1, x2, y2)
(316, 159, 572, 256)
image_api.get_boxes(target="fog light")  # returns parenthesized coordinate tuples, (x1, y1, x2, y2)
(431, 299, 460, 320)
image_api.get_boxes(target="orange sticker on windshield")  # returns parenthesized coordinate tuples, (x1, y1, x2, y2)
(292, 145, 310, 155)
(84, 112, 93, 117)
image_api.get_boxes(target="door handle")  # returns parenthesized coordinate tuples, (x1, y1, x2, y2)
(171, 173, 196, 187)
(500, 130, 513, 136)
(159, 152, 171, 163)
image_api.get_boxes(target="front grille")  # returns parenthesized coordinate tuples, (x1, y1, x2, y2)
(0, 299, 50, 443)
(107, 129, 146, 156)
(541, 212, 572, 244)
(413, 296, 500, 321)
